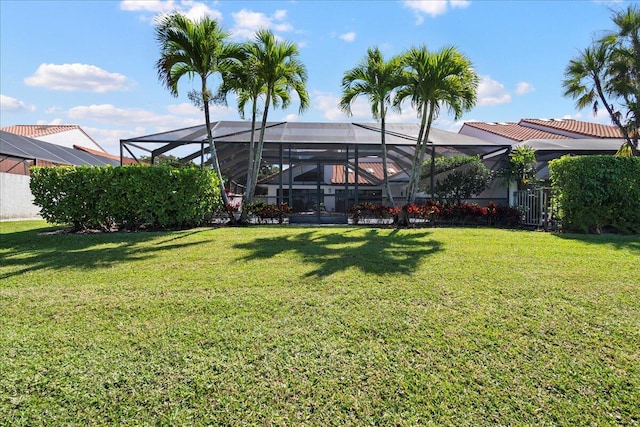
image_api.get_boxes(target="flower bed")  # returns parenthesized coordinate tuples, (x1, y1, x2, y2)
(349, 201, 521, 227)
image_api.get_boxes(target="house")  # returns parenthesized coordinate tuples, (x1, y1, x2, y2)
(459, 118, 625, 180)
(460, 118, 624, 144)
(122, 119, 626, 221)
(1, 124, 107, 152)
(121, 121, 511, 222)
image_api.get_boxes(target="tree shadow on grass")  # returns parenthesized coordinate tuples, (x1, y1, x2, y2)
(551, 232, 640, 253)
(0, 226, 209, 280)
(233, 228, 443, 278)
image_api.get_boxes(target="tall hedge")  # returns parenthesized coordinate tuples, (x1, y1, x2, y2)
(549, 155, 640, 233)
(29, 165, 221, 231)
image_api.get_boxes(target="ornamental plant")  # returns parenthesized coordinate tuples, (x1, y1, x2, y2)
(549, 155, 640, 233)
(349, 201, 520, 227)
(30, 165, 221, 231)
(502, 146, 538, 190)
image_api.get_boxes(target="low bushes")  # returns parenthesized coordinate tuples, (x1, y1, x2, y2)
(549, 155, 640, 233)
(29, 165, 221, 231)
(243, 201, 292, 224)
(349, 201, 521, 227)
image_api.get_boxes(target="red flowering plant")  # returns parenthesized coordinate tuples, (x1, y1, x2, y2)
(486, 201, 522, 227)
(418, 200, 443, 222)
(349, 202, 395, 224)
(245, 201, 291, 223)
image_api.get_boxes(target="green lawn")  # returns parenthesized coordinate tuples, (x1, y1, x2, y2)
(1, 220, 638, 426)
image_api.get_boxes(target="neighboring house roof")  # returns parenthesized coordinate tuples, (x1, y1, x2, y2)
(331, 161, 402, 185)
(520, 118, 624, 139)
(1, 131, 120, 167)
(462, 118, 624, 143)
(73, 145, 139, 165)
(1, 124, 108, 152)
(2, 124, 81, 139)
(461, 121, 567, 142)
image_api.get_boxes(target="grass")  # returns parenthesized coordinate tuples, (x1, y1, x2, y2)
(0, 220, 639, 426)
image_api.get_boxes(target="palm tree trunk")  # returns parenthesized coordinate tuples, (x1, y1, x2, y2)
(203, 92, 233, 222)
(252, 89, 272, 205)
(240, 101, 259, 222)
(380, 107, 395, 207)
(406, 104, 429, 204)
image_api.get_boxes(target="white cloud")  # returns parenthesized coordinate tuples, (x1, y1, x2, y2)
(120, 0, 222, 22)
(62, 103, 235, 154)
(230, 8, 293, 39)
(86, 125, 149, 154)
(339, 32, 356, 42)
(433, 117, 466, 132)
(515, 82, 535, 95)
(24, 63, 133, 93)
(166, 102, 202, 115)
(313, 90, 418, 123)
(313, 91, 349, 121)
(403, 0, 470, 23)
(477, 76, 511, 106)
(120, 0, 176, 13)
(385, 105, 421, 123)
(66, 103, 235, 127)
(564, 108, 614, 125)
(0, 94, 36, 113)
(450, 0, 472, 9)
(283, 113, 300, 122)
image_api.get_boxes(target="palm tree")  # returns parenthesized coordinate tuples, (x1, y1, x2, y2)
(216, 49, 267, 216)
(155, 13, 239, 213)
(340, 47, 403, 207)
(563, 5, 640, 156)
(602, 5, 640, 155)
(395, 45, 479, 203)
(245, 29, 309, 210)
(216, 37, 295, 218)
(562, 44, 634, 152)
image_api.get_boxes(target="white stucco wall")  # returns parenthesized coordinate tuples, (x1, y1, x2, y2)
(38, 129, 105, 152)
(0, 173, 41, 220)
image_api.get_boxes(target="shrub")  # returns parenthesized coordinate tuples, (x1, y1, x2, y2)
(244, 201, 291, 223)
(422, 155, 493, 203)
(349, 201, 520, 227)
(30, 165, 221, 231)
(549, 155, 640, 233)
(501, 146, 538, 190)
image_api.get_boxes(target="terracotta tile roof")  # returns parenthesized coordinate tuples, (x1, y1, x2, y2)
(73, 145, 140, 165)
(463, 121, 568, 142)
(520, 118, 624, 138)
(331, 162, 401, 185)
(1, 124, 83, 139)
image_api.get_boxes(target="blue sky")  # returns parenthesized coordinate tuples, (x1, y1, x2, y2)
(0, 0, 632, 154)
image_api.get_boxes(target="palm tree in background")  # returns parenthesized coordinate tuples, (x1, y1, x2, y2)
(563, 5, 640, 156)
(155, 13, 239, 211)
(395, 45, 478, 203)
(217, 33, 296, 218)
(562, 44, 630, 143)
(340, 47, 403, 207)
(245, 29, 309, 208)
(603, 5, 640, 155)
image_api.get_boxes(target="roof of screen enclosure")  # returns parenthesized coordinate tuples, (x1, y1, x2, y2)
(121, 121, 625, 183)
(1, 130, 120, 167)
(120, 121, 515, 182)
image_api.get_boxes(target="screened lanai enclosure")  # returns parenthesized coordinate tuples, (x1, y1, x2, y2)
(120, 121, 511, 223)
